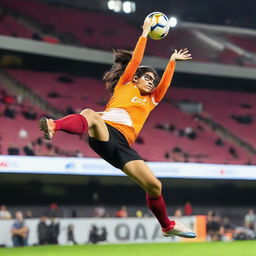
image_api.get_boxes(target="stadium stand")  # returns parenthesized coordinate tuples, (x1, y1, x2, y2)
(1, 69, 253, 164)
(169, 87, 256, 150)
(227, 35, 256, 53)
(2, 0, 256, 67)
(0, 83, 98, 157)
(0, 14, 32, 38)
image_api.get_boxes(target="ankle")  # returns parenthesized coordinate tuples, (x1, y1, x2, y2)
(162, 220, 175, 231)
(53, 119, 61, 131)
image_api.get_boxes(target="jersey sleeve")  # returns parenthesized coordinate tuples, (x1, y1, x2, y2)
(153, 60, 176, 103)
(118, 36, 147, 85)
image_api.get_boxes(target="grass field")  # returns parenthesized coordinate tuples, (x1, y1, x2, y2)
(1, 241, 256, 256)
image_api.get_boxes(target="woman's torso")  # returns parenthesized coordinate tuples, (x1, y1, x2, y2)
(102, 82, 157, 144)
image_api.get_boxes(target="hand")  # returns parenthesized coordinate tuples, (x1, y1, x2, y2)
(170, 48, 192, 62)
(141, 17, 154, 37)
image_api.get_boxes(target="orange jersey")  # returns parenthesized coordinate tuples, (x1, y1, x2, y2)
(102, 36, 176, 145)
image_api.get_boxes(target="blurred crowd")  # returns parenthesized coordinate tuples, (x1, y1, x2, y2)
(155, 119, 241, 164)
(1, 202, 256, 247)
(206, 209, 256, 241)
(0, 89, 85, 157)
(0, 89, 37, 121)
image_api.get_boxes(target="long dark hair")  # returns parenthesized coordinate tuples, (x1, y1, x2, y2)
(103, 49, 159, 94)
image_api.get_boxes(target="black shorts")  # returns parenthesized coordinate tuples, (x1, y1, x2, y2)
(88, 123, 142, 169)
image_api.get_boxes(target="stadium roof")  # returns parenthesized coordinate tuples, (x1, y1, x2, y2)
(136, 0, 256, 29)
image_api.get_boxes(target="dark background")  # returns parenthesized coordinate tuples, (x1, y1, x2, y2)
(133, 0, 256, 29)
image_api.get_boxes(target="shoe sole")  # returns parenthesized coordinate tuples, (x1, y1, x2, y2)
(163, 231, 196, 238)
(39, 117, 51, 140)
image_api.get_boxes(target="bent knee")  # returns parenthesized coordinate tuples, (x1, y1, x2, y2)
(80, 108, 95, 117)
(146, 180, 162, 196)
(80, 109, 102, 125)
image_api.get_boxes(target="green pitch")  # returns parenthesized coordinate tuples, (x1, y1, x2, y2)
(1, 241, 256, 256)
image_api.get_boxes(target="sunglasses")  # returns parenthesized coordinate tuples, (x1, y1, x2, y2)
(142, 74, 157, 86)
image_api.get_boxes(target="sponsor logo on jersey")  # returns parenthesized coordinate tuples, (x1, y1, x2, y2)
(131, 96, 147, 104)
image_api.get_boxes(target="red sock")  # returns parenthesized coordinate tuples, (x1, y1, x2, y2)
(54, 114, 88, 134)
(146, 194, 175, 230)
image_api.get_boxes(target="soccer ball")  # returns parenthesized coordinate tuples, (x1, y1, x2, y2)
(146, 12, 170, 40)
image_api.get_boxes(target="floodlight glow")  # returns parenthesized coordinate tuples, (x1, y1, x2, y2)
(123, 1, 136, 13)
(107, 0, 115, 10)
(169, 16, 178, 27)
(107, 0, 122, 12)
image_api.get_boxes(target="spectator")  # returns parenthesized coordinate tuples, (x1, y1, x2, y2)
(67, 224, 77, 245)
(206, 212, 221, 241)
(231, 114, 253, 124)
(47, 91, 60, 98)
(66, 106, 75, 115)
(184, 201, 193, 216)
(75, 150, 84, 158)
(115, 206, 128, 218)
(172, 146, 182, 153)
(229, 147, 238, 159)
(88, 225, 99, 244)
(0, 205, 12, 219)
(37, 215, 49, 245)
(164, 151, 170, 160)
(98, 227, 107, 242)
(31, 32, 42, 41)
(174, 208, 183, 217)
(23, 143, 35, 156)
(184, 127, 197, 139)
(136, 210, 143, 218)
(93, 205, 107, 218)
(176, 129, 185, 137)
(8, 143, 20, 155)
(11, 211, 29, 247)
(220, 217, 234, 241)
(215, 138, 224, 146)
(244, 209, 256, 231)
(4, 104, 16, 119)
(155, 123, 176, 132)
(36, 137, 43, 146)
(22, 107, 37, 120)
(222, 217, 232, 232)
(48, 218, 60, 244)
(16, 94, 23, 105)
(44, 143, 56, 156)
(2, 93, 15, 104)
(57, 75, 73, 83)
(25, 211, 33, 219)
(88, 225, 107, 244)
(183, 152, 189, 162)
(44, 203, 62, 218)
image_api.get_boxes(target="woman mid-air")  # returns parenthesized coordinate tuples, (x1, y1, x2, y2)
(40, 18, 195, 238)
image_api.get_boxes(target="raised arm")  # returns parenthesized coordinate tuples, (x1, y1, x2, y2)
(153, 48, 192, 103)
(119, 18, 153, 84)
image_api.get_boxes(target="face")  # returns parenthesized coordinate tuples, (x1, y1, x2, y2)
(134, 72, 156, 95)
(16, 211, 23, 221)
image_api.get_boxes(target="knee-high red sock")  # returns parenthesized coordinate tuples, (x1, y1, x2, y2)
(146, 194, 175, 230)
(54, 114, 88, 134)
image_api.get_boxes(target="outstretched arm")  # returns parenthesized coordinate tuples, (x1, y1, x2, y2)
(153, 49, 192, 103)
(119, 18, 153, 84)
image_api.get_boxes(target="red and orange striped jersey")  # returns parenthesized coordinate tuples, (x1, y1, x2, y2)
(102, 36, 176, 145)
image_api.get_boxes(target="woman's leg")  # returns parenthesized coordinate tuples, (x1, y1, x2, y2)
(122, 160, 196, 238)
(40, 109, 109, 141)
(122, 160, 173, 229)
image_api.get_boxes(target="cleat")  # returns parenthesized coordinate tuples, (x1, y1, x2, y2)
(162, 221, 196, 238)
(39, 117, 55, 140)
